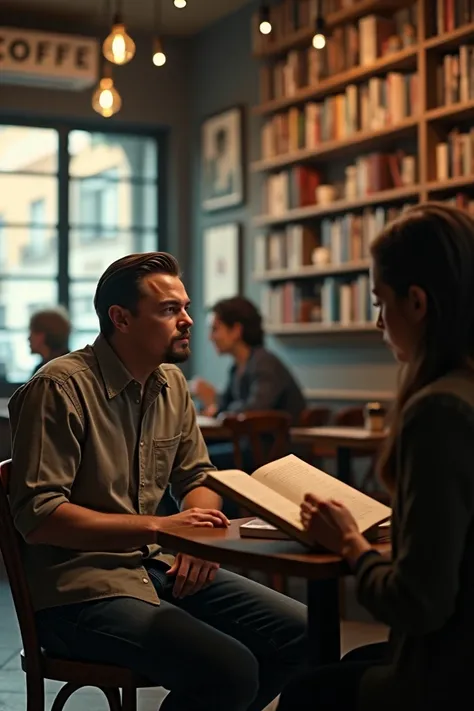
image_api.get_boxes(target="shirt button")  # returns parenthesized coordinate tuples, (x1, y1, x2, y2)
(142, 577, 149, 584)
(136, 399, 140, 404)
(140, 441, 144, 446)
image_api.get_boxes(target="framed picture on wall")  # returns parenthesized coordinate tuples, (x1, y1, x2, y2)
(201, 106, 244, 212)
(203, 223, 241, 308)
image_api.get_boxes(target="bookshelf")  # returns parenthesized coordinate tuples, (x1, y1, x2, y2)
(251, 0, 474, 336)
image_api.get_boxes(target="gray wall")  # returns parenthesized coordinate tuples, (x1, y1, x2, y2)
(189, 1, 398, 399)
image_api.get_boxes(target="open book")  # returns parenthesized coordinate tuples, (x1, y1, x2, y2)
(205, 454, 391, 548)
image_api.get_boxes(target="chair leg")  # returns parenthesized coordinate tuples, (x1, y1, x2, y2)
(101, 687, 123, 711)
(25, 673, 45, 711)
(50, 683, 81, 711)
(122, 686, 138, 711)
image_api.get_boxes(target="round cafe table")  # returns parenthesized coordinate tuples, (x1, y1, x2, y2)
(156, 518, 390, 666)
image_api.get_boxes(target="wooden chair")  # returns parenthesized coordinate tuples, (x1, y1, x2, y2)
(0, 459, 155, 711)
(222, 411, 292, 593)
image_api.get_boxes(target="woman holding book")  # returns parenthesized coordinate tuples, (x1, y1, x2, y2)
(278, 202, 474, 710)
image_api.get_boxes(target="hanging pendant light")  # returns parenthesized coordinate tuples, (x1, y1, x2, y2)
(312, 0, 326, 49)
(259, 2, 272, 35)
(152, 0, 166, 66)
(174, 0, 187, 7)
(103, 0, 136, 65)
(92, 62, 122, 117)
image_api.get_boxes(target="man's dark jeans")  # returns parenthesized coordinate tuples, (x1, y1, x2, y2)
(36, 561, 308, 711)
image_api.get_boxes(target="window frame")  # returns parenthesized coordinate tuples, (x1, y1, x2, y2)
(0, 115, 168, 396)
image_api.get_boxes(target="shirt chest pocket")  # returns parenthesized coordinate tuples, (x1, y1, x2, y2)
(153, 433, 182, 489)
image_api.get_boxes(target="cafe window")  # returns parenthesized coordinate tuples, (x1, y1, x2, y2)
(0, 123, 161, 387)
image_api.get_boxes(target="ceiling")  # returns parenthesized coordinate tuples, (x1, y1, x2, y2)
(2, 0, 252, 36)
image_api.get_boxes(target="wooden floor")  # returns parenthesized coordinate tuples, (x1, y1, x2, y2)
(0, 570, 387, 710)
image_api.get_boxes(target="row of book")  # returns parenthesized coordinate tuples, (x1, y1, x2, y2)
(444, 192, 474, 214)
(261, 274, 376, 326)
(254, 205, 410, 273)
(429, 0, 474, 35)
(261, 72, 418, 158)
(262, 152, 416, 215)
(436, 129, 474, 180)
(436, 46, 474, 106)
(259, 10, 416, 103)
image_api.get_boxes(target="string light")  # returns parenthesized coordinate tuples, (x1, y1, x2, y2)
(259, 3, 272, 35)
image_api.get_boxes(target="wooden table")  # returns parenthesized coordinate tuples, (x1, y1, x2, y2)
(156, 518, 389, 666)
(198, 417, 386, 484)
(196, 415, 232, 441)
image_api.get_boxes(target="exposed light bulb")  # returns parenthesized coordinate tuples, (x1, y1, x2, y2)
(152, 38, 166, 66)
(312, 32, 326, 49)
(312, 16, 326, 49)
(259, 4, 272, 35)
(92, 77, 122, 118)
(174, 0, 187, 7)
(103, 21, 136, 65)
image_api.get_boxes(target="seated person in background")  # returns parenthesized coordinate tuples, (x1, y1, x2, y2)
(278, 203, 474, 711)
(28, 306, 71, 376)
(192, 296, 305, 423)
(9, 252, 307, 711)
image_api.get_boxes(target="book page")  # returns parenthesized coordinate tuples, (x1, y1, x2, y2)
(252, 455, 391, 533)
(205, 469, 309, 543)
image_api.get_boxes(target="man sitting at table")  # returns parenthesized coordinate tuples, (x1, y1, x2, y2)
(192, 296, 305, 421)
(191, 296, 306, 472)
(8, 252, 307, 711)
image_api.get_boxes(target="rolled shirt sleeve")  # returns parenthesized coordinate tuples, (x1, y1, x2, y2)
(8, 376, 84, 541)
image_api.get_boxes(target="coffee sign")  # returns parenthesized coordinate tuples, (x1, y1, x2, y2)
(0, 27, 99, 89)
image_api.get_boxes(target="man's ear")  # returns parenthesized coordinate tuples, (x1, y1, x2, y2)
(406, 285, 427, 324)
(108, 305, 130, 333)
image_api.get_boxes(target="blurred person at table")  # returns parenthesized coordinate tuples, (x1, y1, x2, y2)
(9, 252, 307, 711)
(29, 306, 71, 377)
(278, 203, 474, 711)
(192, 296, 305, 423)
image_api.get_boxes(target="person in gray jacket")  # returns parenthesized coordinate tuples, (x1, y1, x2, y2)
(192, 296, 305, 424)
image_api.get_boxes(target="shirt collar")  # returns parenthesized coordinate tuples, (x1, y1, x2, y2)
(93, 334, 169, 399)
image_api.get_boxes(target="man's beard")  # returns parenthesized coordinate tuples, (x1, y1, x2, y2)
(164, 335, 191, 364)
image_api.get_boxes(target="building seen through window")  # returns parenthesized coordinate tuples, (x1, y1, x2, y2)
(0, 124, 160, 385)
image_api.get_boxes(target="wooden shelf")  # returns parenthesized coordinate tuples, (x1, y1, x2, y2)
(424, 22, 474, 51)
(426, 176, 474, 194)
(425, 100, 474, 123)
(251, 118, 417, 172)
(253, 185, 420, 227)
(253, 46, 418, 116)
(265, 322, 379, 336)
(254, 260, 371, 282)
(253, 0, 411, 58)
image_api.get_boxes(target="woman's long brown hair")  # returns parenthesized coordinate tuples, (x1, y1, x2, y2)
(371, 202, 474, 491)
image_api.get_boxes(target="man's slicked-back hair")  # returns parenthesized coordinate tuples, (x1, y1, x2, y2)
(94, 252, 180, 337)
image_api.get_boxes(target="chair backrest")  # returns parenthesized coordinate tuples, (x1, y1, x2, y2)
(222, 411, 291, 470)
(335, 406, 365, 427)
(0, 460, 42, 676)
(299, 406, 331, 427)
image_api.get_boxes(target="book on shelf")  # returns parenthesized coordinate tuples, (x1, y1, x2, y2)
(261, 152, 416, 216)
(443, 192, 474, 214)
(254, 204, 411, 275)
(205, 454, 391, 549)
(260, 72, 418, 159)
(436, 44, 474, 106)
(430, 0, 474, 36)
(261, 273, 374, 327)
(436, 128, 474, 180)
(257, 5, 417, 101)
(240, 516, 391, 542)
